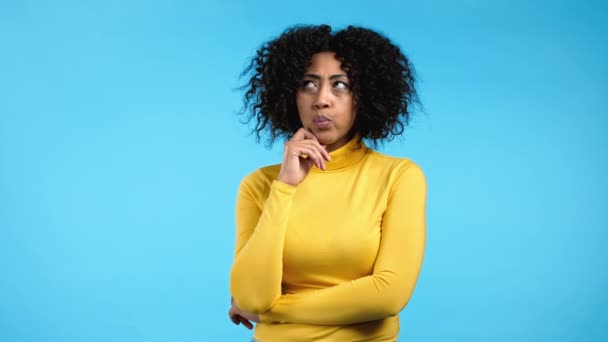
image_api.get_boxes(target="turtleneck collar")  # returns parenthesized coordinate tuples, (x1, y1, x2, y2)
(312, 134, 370, 172)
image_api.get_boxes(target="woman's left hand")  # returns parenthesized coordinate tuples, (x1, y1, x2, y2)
(229, 297, 261, 329)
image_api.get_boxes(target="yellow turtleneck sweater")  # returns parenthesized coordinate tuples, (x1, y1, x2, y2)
(230, 135, 427, 342)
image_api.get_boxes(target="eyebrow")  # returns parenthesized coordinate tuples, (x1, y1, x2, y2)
(303, 73, 348, 80)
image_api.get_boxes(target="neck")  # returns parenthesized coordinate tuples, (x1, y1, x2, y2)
(325, 132, 356, 153)
(312, 133, 368, 172)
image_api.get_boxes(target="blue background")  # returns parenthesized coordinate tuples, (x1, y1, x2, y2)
(1, 0, 606, 341)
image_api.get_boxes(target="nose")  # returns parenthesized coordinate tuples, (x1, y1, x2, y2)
(313, 84, 331, 110)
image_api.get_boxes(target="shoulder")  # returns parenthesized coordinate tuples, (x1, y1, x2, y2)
(367, 150, 425, 175)
(365, 150, 426, 192)
(238, 163, 282, 194)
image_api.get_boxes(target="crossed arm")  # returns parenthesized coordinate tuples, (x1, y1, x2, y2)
(229, 164, 427, 325)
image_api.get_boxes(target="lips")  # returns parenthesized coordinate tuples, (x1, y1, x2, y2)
(313, 115, 331, 123)
(313, 115, 332, 128)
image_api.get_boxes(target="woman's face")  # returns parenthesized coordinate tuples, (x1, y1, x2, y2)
(296, 52, 357, 152)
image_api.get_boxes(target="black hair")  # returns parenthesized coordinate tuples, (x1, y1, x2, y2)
(239, 24, 420, 148)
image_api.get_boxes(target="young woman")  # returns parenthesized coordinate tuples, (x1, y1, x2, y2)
(228, 24, 427, 342)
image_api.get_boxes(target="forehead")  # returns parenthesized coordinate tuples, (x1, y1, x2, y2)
(305, 52, 346, 74)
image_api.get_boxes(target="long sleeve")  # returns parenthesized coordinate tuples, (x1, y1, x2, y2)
(229, 173, 297, 314)
(259, 164, 427, 325)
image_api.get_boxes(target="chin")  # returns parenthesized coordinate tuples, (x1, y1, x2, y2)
(312, 130, 336, 145)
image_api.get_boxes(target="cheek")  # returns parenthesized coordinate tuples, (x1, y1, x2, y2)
(341, 101, 356, 123)
(295, 94, 302, 109)
(295, 96, 305, 119)
(296, 94, 311, 113)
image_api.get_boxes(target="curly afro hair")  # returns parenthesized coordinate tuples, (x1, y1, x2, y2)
(239, 24, 420, 148)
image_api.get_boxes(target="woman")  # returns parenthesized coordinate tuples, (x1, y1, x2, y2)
(228, 24, 427, 342)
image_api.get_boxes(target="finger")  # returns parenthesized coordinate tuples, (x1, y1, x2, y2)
(294, 145, 325, 170)
(311, 150, 326, 170)
(300, 155, 315, 173)
(293, 127, 322, 143)
(312, 141, 331, 161)
(287, 138, 328, 160)
(239, 316, 254, 330)
(286, 141, 325, 170)
(300, 137, 331, 161)
(302, 128, 320, 142)
(292, 128, 311, 141)
(300, 141, 330, 165)
(228, 310, 240, 325)
(321, 145, 331, 161)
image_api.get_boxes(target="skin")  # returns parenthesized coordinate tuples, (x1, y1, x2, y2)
(229, 296, 258, 329)
(276, 52, 357, 186)
(296, 51, 357, 153)
(229, 52, 358, 329)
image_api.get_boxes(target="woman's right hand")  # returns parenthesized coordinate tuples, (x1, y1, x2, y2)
(229, 297, 258, 330)
(277, 128, 331, 187)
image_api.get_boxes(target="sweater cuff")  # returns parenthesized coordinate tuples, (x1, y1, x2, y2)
(259, 308, 284, 324)
(271, 179, 297, 194)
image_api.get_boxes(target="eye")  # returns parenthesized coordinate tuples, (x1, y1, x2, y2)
(334, 80, 349, 90)
(300, 80, 317, 90)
